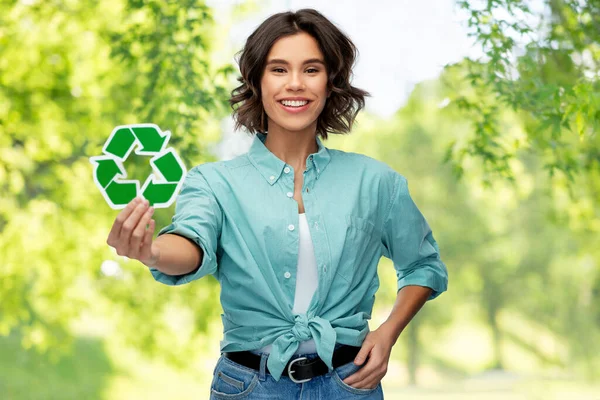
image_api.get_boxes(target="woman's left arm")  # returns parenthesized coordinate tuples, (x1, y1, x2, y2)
(343, 172, 448, 389)
(341, 285, 432, 389)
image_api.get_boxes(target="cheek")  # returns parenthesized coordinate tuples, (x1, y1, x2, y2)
(261, 83, 279, 108)
(260, 89, 273, 109)
(260, 81, 270, 101)
(313, 81, 329, 102)
(315, 101, 327, 116)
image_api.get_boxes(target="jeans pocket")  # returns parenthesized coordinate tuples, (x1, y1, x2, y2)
(210, 355, 260, 399)
(332, 361, 380, 395)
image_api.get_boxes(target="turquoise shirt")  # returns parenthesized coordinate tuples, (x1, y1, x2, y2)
(150, 132, 448, 381)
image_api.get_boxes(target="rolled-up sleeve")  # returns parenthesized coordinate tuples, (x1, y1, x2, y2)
(149, 165, 222, 286)
(381, 173, 448, 300)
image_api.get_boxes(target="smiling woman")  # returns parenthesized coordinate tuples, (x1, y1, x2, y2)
(137, 7, 447, 400)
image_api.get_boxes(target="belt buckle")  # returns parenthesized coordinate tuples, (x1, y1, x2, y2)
(287, 356, 311, 383)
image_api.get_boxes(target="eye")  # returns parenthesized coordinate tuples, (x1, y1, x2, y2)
(271, 68, 320, 74)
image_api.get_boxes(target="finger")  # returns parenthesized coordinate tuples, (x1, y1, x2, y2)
(140, 219, 156, 264)
(343, 345, 373, 386)
(129, 206, 154, 259)
(117, 200, 149, 254)
(351, 356, 387, 388)
(351, 376, 381, 390)
(107, 197, 141, 247)
(354, 341, 373, 366)
(343, 355, 377, 386)
(139, 219, 156, 261)
(343, 367, 372, 387)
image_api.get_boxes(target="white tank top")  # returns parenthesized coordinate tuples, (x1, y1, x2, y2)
(257, 213, 318, 354)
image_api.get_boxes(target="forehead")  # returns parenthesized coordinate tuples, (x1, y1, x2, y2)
(266, 32, 324, 63)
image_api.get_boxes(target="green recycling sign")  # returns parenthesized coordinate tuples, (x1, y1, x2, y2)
(90, 123, 186, 209)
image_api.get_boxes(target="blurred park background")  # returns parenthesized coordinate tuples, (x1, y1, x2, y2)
(1, 0, 599, 398)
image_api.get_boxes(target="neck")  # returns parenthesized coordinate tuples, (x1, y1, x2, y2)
(263, 125, 319, 171)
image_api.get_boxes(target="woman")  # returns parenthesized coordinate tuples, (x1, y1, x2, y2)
(106, 8, 448, 399)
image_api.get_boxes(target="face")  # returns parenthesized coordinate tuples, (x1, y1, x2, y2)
(260, 31, 329, 135)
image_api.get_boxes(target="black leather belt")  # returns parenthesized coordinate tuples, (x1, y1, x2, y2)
(223, 344, 361, 383)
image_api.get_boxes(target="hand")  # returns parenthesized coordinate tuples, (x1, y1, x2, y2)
(342, 325, 395, 389)
(106, 197, 160, 267)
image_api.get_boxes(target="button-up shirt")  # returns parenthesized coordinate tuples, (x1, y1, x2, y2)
(150, 132, 448, 381)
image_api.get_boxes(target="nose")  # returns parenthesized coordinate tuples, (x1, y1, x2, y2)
(285, 71, 305, 91)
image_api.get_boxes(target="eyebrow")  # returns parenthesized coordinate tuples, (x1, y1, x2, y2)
(266, 58, 326, 67)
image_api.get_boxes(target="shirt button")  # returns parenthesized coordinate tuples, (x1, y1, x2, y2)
(288, 224, 295, 231)
(284, 167, 291, 174)
(284, 271, 291, 279)
(287, 192, 293, 198)
(269, 175, 275, 181)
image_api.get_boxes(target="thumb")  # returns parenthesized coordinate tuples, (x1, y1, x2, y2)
(354, 341, 373, 365)
(141, 220, 159, 267)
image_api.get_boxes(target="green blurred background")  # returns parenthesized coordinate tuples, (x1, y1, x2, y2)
(1, 0, 599, 399)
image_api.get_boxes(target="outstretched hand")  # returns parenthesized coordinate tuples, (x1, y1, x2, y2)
(106, 196, 160, 267)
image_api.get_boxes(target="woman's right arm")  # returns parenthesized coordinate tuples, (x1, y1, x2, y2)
(151, 233, 203, 276)
(106, 196, 203, 276)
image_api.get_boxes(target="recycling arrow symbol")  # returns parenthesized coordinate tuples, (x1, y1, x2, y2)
(90, 123, 187, 209)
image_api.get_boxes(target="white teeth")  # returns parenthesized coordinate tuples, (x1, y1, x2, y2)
(281, 100, 309, 107)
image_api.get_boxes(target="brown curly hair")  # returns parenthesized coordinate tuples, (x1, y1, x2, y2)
(228, 8, 371, 140)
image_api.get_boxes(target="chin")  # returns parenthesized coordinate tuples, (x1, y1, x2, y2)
(272, 121, 317, 133)
(284, 123, 313, 130)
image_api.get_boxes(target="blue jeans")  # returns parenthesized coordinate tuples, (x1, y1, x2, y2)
(209, 346, 384, 399)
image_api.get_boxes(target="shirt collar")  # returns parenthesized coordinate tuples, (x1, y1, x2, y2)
(247, 132, 331, 185)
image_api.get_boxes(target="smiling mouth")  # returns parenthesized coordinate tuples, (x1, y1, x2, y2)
(278, 101, 311, 113)
(278, 100, 311, 107)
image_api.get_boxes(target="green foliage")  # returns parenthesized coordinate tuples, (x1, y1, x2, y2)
(0, 333, 113, 400)
(445, 0, 599, 186)
(0, 0, 233, 365)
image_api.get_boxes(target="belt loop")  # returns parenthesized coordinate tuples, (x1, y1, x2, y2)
(258, 353, 268, 381)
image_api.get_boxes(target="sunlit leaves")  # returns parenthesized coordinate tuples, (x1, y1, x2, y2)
(448, 0, 599, 185)
(0, 0, 235, 364)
